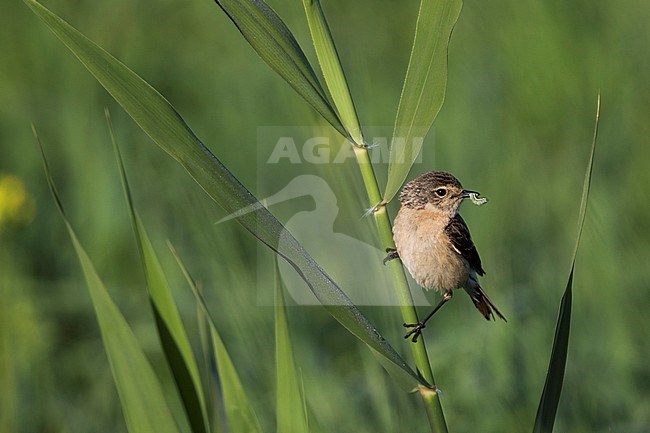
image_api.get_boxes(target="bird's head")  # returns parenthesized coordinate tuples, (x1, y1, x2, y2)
(398, 171, 479, 217)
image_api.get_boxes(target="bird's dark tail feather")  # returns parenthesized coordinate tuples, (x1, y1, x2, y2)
(467, 285, 507, 322)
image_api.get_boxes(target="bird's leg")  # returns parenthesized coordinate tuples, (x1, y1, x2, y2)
(403, 292, 453, 342)
(383, 248, 400, 265)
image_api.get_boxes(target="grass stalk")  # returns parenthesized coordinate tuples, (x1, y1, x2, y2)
(353, 146, 447, 432)
(420, 385, 447, 433)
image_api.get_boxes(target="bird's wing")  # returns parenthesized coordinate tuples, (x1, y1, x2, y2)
(445, 214, 485, 276)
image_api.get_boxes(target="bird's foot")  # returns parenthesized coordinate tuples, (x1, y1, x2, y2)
(403, 322, 426, 342)
(383, 248, 399, 265)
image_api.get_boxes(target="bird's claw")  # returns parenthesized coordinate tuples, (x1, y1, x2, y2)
(403, 322, 425, 342)
(383, 248, 399, 265)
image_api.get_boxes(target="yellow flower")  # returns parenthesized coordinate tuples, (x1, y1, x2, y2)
(0, 174, 36, 230)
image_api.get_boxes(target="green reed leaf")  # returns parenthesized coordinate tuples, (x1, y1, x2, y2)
(24, 0, 424, 390)
(275, 263, 309, 433)
(384, 0, 462, 203)
(170, 247, 262, 433)
(212, 331, 262, 433)
(302, 0, 363, 145)
(533, 95, 600, 433)
(214, 0, 346, 137)
(195, 284, 222, 433)
(35, 130, 181, 433)
(107, 112, 208, 433)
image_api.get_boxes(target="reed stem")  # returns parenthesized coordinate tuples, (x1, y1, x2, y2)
(353, 145, 447, 433)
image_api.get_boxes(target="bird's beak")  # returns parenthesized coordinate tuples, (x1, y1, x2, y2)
(460, 189, 480, 199)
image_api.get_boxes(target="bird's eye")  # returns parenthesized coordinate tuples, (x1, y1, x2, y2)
(435, 188, 447, 197)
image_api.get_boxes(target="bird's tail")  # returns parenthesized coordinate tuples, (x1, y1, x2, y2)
(465, 285, 507, 322)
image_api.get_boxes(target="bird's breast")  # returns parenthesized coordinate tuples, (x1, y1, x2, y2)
(393, 207, 470, 292)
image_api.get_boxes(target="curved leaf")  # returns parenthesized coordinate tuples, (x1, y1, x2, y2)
(383, 0, 462, 203)
(24, 0, 426, 390)
(533, 95, 600, 433)
(36, 132, 182, 433)
(108, 114, 208, 433)
(214, 0, 346, 137)
(171, 247, 262, 433)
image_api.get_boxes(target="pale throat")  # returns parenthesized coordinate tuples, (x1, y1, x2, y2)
(423, 201, 460, 219)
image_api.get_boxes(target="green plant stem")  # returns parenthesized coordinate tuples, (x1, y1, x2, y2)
(353, 146, 447, 433)
(420, 386, 447, 433)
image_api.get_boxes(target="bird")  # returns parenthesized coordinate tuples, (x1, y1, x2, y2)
(385, 171, 506, 342)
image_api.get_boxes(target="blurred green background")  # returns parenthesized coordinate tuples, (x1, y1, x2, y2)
(1, 0, 649, 432)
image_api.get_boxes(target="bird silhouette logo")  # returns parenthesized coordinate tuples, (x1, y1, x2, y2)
(218, 174, 431, 306)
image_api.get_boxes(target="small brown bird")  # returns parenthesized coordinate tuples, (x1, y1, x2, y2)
(386, 171, 506, 342)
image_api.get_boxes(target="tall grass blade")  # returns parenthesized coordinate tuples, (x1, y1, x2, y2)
(195, 281, 223, 432)
(211, 330, 262, 433)
(213, 0, 346, 137)
(274, 263, 309, 433)
(106, 111, 209, 433)
(533, 95, 600, 433)
(23, 0, 425, 390)
(35, 130, 182, 433)
(383, 0, 462, 203)
(302, 0, 363, 145)
(170, 247, 262, 433)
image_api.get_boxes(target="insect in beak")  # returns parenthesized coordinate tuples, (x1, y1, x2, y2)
(461, 189, 488, 206)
